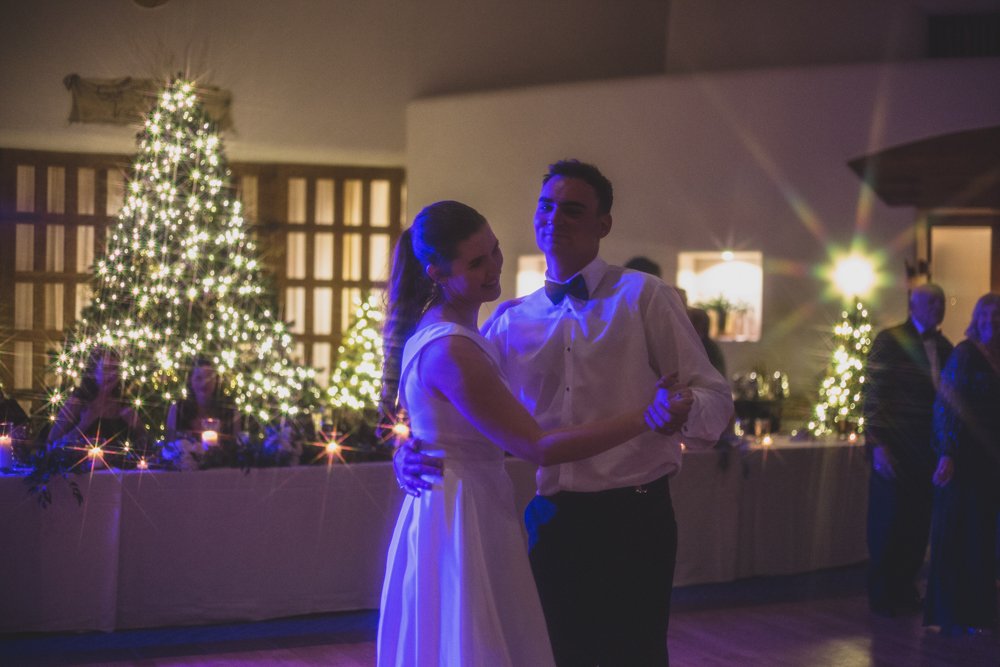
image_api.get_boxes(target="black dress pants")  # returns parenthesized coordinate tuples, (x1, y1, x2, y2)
(866, 469, 933, 612)
(525, 475, 677, 667)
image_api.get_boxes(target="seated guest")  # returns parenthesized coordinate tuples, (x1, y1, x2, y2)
(47, 347, 146, 448)
(0, 386, 30, 427)
(165, 356, 241, 443)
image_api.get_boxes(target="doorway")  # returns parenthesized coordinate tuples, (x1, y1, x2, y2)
(930, 225, 993, 343)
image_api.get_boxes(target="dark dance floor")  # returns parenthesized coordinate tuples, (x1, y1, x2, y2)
(3, 563, 998, 666)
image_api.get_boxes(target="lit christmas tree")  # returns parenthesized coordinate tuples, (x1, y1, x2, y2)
(326, 293, 384, 450)
(808, 299, 873, 437)
(50, 79, 318, 441)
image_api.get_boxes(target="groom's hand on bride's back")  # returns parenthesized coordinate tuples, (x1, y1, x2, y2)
(393, 438, 444, 497)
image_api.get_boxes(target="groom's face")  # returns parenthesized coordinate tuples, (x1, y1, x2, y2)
(533, 176, 611, 272)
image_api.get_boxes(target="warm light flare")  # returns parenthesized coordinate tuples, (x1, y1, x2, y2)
(392, 422, 411, 441)
(832, 254, 876, 299)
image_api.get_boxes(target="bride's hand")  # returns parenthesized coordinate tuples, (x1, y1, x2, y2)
(644, 374, 693, 434)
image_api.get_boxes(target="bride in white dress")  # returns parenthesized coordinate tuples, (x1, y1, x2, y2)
(376, 201, 675, 666)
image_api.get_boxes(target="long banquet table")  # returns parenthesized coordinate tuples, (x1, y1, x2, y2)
(0, 437, 869, 633)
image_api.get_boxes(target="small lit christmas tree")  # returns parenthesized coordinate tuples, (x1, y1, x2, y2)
(808, 299, 872, 437)
(50, 78, 318, 443)
(326, 294, 384, 452)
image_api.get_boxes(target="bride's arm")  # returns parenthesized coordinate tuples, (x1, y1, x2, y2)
(421, 336, 649, 466)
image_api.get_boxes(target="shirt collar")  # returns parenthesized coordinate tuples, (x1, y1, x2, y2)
(545, 256, 607, 297)
(911, 317, 936, 338)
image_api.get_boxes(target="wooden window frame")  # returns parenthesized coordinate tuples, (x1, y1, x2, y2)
(0, 148, 404, 410)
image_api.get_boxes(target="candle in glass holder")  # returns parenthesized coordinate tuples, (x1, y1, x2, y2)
(201, 417, 221, 449)
(0, 421, 12, 469)
(753, 417, 770, 443)
(392, 421, 410, 441)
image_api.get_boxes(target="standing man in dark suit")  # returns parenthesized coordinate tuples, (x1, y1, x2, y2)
(863, 282, 952, 616)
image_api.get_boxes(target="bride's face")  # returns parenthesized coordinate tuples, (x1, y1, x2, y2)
(437, 223, 504, 306)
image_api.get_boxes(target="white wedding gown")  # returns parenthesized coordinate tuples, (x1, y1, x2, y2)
(377, 322, 556, 667)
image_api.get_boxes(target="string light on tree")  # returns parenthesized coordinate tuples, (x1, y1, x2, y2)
(808, 250, 876, 437)
(50, 78, 318, 440)
(327, 294, 385, 413)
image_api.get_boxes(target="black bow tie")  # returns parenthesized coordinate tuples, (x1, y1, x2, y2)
(544, 275, 589, 304)
(920, 329, 938, 341)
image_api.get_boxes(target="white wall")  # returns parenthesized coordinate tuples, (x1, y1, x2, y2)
(0, 0, 668, 165)
(406, 58, 1000, 401)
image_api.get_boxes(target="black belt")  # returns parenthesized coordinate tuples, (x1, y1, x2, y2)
(550, 473, 670, 500)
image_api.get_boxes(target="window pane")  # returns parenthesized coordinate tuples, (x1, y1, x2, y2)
(314, 233, 334, 280)
(516, 254, 547, 297)
(44, 283, 64, 330)
(46, 224, 65, 272)
(369, 234, 390, 281)
(15, 224, 34, 272)
(313, 287, 333, 335)
(343, 179, 362, 226)
(47, 166, 66, 214)
(371, 180, 390, 227)
(78, 168, 96, 216)
(341, 287, 362, 332)
(75, 283, 92, 321)
(287, 177, 306, 224)
(370, 287, 386, 310)
(287, 232, 307, 279)
(315, 178, 335, 225)
(240, 175, 259, 223)
(77, 225, 95, 273)
(106, 169, 125, 216)
(313, 342, 332, 388)
(14, 341, 33, 389)
(14, 283, 33, 329)
(16, 165, 35, 212)
(44, 345, 60, 388)
(342, 233, 362, 280)
(400, 183, 408, 226)
(285, 287, 306, 334)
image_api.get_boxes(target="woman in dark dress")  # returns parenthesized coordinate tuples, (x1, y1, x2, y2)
(925, 292, 1000, 635)
(47, 347, 146, 449)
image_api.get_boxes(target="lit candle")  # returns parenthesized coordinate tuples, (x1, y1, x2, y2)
(762, 434, 773, 446)
(848, 432, 858, 444)
(0, 435, 11, 469)
(325, 440, 341, 459)
(392, 422, 410, 441)
(201, 417, 220, 449)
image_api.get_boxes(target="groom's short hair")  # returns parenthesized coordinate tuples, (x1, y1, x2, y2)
(543, 160, 614, 215)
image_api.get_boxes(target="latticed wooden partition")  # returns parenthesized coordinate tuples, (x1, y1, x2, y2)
(0, 147, 404, 413)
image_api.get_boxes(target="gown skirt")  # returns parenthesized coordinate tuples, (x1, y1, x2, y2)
(376, 322, 556, 666)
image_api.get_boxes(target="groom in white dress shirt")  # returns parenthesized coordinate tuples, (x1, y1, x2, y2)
(397, 159, 732, 665)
